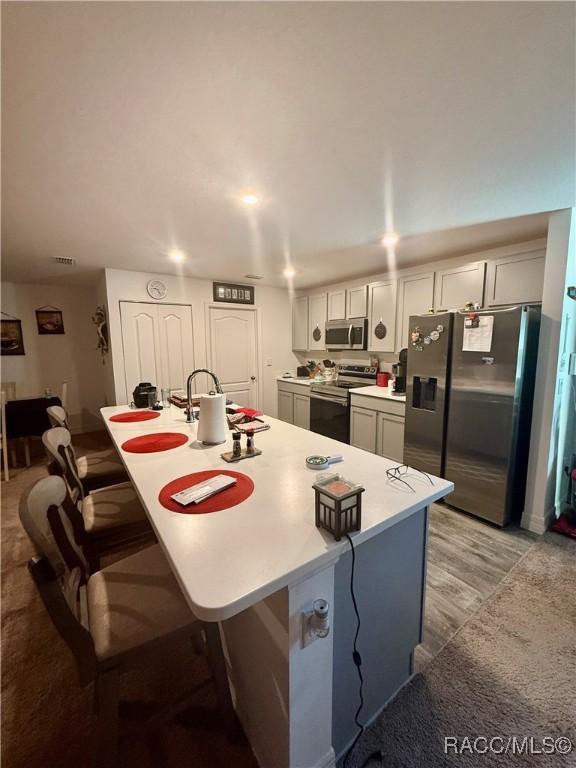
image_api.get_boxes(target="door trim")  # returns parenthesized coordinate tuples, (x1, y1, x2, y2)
(204, 303, 263, 410)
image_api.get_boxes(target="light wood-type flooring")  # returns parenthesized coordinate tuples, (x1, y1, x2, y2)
(416, 501, 536, 668)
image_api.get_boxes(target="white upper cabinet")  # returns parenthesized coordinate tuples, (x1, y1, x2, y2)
(346, 285, 368, 318)
(396, 272, 435, 351)
(308, 293, 328, 350)
(485, 249, 545, 306)
(292, 296, 309, 351)
(327, 290, 347, 321)
(433, 262, 486, 311)
(368, 280, 397, 352)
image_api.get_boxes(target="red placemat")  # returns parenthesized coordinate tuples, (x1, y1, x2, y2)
(109, 411, 161, 423)
(236, 407, 263, 418)
(122, 432, 189, 453)
(159, 470, 254, 514)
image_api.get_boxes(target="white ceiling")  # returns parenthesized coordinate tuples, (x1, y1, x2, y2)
(1, 2, 574, 288)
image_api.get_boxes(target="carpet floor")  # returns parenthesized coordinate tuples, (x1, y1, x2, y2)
(344, 531, 576, 768)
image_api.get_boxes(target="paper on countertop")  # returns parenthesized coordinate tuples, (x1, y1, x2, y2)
(462, 315, 494, 352)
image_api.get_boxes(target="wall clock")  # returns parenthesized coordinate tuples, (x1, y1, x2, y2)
(147, 280, 167, 300)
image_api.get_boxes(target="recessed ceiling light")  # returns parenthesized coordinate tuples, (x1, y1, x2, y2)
(381, 232, 399, 247)
(283, 267, 295, 279)
(169, 249, 186, 262)
(244, 274, 264, 280)
(240, 193, 260, 207)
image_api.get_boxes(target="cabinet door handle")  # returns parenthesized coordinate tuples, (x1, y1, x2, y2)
(251, 376, 257, 382)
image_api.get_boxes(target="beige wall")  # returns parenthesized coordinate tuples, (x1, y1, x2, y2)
(1, 281, 106, 431)
(104, 268, 299, 417)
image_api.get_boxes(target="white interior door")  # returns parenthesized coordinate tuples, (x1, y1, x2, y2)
(156, 304, 195, 392)
(120, 302, 162, 402)
(207, 306, 259, 408)
(120, 302, 194, 402)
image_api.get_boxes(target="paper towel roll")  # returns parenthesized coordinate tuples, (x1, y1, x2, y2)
(197, 392, 227, 445)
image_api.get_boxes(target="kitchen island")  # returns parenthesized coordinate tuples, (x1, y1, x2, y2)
(101, 405, 453, 768)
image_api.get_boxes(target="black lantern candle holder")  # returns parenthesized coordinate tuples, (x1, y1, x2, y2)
(313, 475, 364, 541)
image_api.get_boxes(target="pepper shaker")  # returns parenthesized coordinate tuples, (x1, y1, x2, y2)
(245, 429, 255, 455)
(232, 431, 242, 458)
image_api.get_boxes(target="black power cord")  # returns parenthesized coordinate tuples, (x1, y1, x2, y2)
(343, 533, 364, 768)
(343, 533, 383, 768)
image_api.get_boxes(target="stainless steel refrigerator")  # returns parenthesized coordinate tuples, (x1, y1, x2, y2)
(404, 305, 541, 526)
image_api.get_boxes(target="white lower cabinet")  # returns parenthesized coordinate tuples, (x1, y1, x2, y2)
(278, 390, 294, 424)
(377, 412, 405, 462)
(293, 393, 311, 430)
(350, 395, 406, 460)
(277, 382, 310, 427)
(350, 406, 378, 453)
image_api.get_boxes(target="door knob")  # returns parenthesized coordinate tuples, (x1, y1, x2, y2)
(251, 376, 256, 382)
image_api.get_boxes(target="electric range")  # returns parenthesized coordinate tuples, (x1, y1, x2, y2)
(310, 365, 377, 442)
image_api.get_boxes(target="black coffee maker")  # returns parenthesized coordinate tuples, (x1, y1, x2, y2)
(392, 349, 407, 394)
(132, 382, 157, 408)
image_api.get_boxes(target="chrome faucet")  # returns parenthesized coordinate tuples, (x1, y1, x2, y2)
(186, 369, 223, 423)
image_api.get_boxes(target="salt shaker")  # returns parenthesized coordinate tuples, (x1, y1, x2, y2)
(245, 429, 255, 455)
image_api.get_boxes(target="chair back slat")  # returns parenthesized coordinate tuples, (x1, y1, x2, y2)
(19, 475, 88, 578)
(20, 477, 96, 685)
(47, 405, 68, 429)
(42, 427, 84, 500)
(28, 557, 96, 686)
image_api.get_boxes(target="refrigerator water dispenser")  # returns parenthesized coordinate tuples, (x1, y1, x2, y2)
(412, 377, 437, 411)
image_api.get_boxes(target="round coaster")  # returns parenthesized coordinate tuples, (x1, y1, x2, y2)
(122, 432, 189, 453)
(159, 470, 254, 514)
(109, 411, 161, 423)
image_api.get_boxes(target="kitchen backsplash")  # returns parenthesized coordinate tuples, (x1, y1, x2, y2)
(293, 350, 396, 372)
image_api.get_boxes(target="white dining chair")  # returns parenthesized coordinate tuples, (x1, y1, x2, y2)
(1, 391, 9, 481)
(46, 407, 127, 492)
(61, 380, 68, 410)
(42, 426, 152, 568)
(2, 381, 16, 401)
(47, 405, 69, 429)
(19, 475, 238, 767)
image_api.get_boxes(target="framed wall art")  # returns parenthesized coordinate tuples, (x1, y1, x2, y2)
(213, 281, 255, 305)
(1, 315, 25, 355)
(35, 306, 65, 335)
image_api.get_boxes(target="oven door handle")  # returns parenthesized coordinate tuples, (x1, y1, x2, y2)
(348, 324, 353, 347)
(310, 393, 348, 406)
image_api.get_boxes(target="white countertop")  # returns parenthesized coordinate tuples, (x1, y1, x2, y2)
(101, 405, 451, 621)
(276, 376, 313, 386)
(352, 385, 407, 403)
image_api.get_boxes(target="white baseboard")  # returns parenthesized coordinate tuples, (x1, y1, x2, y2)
(521, 504, 556, 534)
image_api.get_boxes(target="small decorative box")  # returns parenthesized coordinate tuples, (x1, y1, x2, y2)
(313, 474, 364, 541)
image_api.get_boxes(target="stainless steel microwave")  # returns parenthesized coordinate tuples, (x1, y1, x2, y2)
(325, 319, 368, 350)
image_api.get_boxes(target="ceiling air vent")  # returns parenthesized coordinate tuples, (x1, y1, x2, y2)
(52, 257, 76, 265)
(244, 274, 263, 280)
